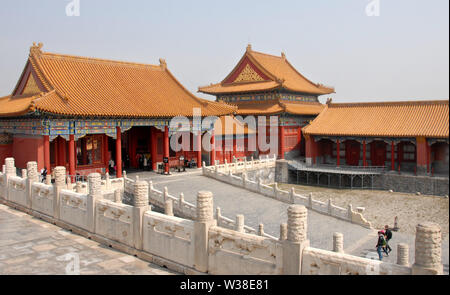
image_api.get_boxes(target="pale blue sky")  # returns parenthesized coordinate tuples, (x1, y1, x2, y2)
(0, 0, 448, 103)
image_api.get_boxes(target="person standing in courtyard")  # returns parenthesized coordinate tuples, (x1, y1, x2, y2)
(384, 225, 393, 254)
(376, 230, 387, 261)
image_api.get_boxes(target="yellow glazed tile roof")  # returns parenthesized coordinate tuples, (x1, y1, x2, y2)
(0, 43, 236, 118)
(214, 116, 256, 136)
(229, 99, 324, 116)
(302, 100, 449, 138)
(199, 45, 335, 95)
(0, 94, 37, 116)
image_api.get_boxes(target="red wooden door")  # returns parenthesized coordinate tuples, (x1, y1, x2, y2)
(371, 141, 387, 166)
(345, 141, 360, 166)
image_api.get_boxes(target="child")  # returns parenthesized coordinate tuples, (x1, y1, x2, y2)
(376, 230, 387, 261)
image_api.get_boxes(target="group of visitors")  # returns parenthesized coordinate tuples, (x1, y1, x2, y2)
(136, 153, 152, 171)
(375, 225, 393, 261)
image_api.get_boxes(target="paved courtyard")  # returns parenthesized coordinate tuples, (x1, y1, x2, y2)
(0, 204, 177, 275)
(131, 169, 449, 273)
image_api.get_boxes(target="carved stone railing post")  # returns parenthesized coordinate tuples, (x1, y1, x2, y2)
(412, 222, 443, 275)
(53, 166, 66, 219)
(3, 158, 16, 201)
(45, 175, 51, 185)
(165, 199, 174, 216)
(347, 204, 353, 221)
(179, 193, 184, 212)
(163, 187, 169, 204)
(308, 193, 313, 209)
(289, 187, 295, 204)
(66, 176, 72, 190)
(87, 173, 101, 233)
(235, 214, 244, 233)
(132, 180, 149, 250)
(333, 232, 344, 253)
(114, 189, 122, 203)
(215, 207, 222, 226)
(279, 223, 288, 241)
(258, 224, 265, 236)
(242, 172, 247, 188)
(282, 205, 309, 275)
(194, 191, 216, 273)
(75, 181, 82, 193)
(397, 243, 409, 266)
(26, 161, 39, 209)
(105, 173, 110, 190)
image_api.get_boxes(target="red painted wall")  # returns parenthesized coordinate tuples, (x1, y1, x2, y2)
(0, 144, 13, 166)
(12, 135, 44, 170)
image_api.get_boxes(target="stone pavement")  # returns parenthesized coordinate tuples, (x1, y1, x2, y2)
(130, 171, 449, 273)
(0, 204, 177, 275)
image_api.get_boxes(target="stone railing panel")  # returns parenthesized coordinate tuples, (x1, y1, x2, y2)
(302, 247, 411, 275)
(8, 176, 27, 207)
(143, 211, 195, 268)
(59, 190, 89, 230)
(208, 226, 282, 275)
(95, 199, 134, 247)
(31, 182, 54, 216)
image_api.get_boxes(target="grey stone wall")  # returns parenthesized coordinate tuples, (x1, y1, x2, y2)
(284, 164, 448, 196)
(275, 160, 289, 183)
(379, 173, 449, 196)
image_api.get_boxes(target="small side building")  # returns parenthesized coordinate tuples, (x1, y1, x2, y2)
(302, 100, 449, 176)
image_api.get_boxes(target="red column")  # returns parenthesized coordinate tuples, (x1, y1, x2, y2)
(151, 127, 157, 171)
(197, 131, 202, 168)
(416, 137, 427, 174)
(69, 135, 75, 178)
(363, 140, 367, 167)
(164, 126, 170, 173)
(391, 142, 395, 170)
(58, 137, 66, 168)
(210, 130, 215, 165)
(336, 140, 340, 167)
(44, 135, 50, 171)
(279, 126, 285, 159)
(233, 136, 237, 160)
(297, 126, 302, 149)
(103, 135, 109, 173)
(116, 127, 122, 178)
(222, 140, 226, 163)
(426, 142, 431, 174)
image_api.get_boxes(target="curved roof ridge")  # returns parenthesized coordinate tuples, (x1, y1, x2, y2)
(40, 51, 163, 70)
(329, 100, 449, 108)
(219, 48, 277, 85)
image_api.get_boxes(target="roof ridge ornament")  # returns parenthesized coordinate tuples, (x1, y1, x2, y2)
(326, 98, 333, 105)
(30, 42, 44, 56)
(159, 58, 167, 71)
(246, 44, 252, 52)
(281, 52, 286, 60)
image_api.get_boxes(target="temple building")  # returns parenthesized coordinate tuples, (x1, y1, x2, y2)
(0, 43, 236, 177)
(302, 100, 449, 175)
(199, 44, 335, 161)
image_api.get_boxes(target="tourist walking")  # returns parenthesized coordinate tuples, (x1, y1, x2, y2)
(376, 230, 387, 261)
(109, 158, 115, 175)
(384, 225, 393, 254)
(40, 167, 47, 182)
